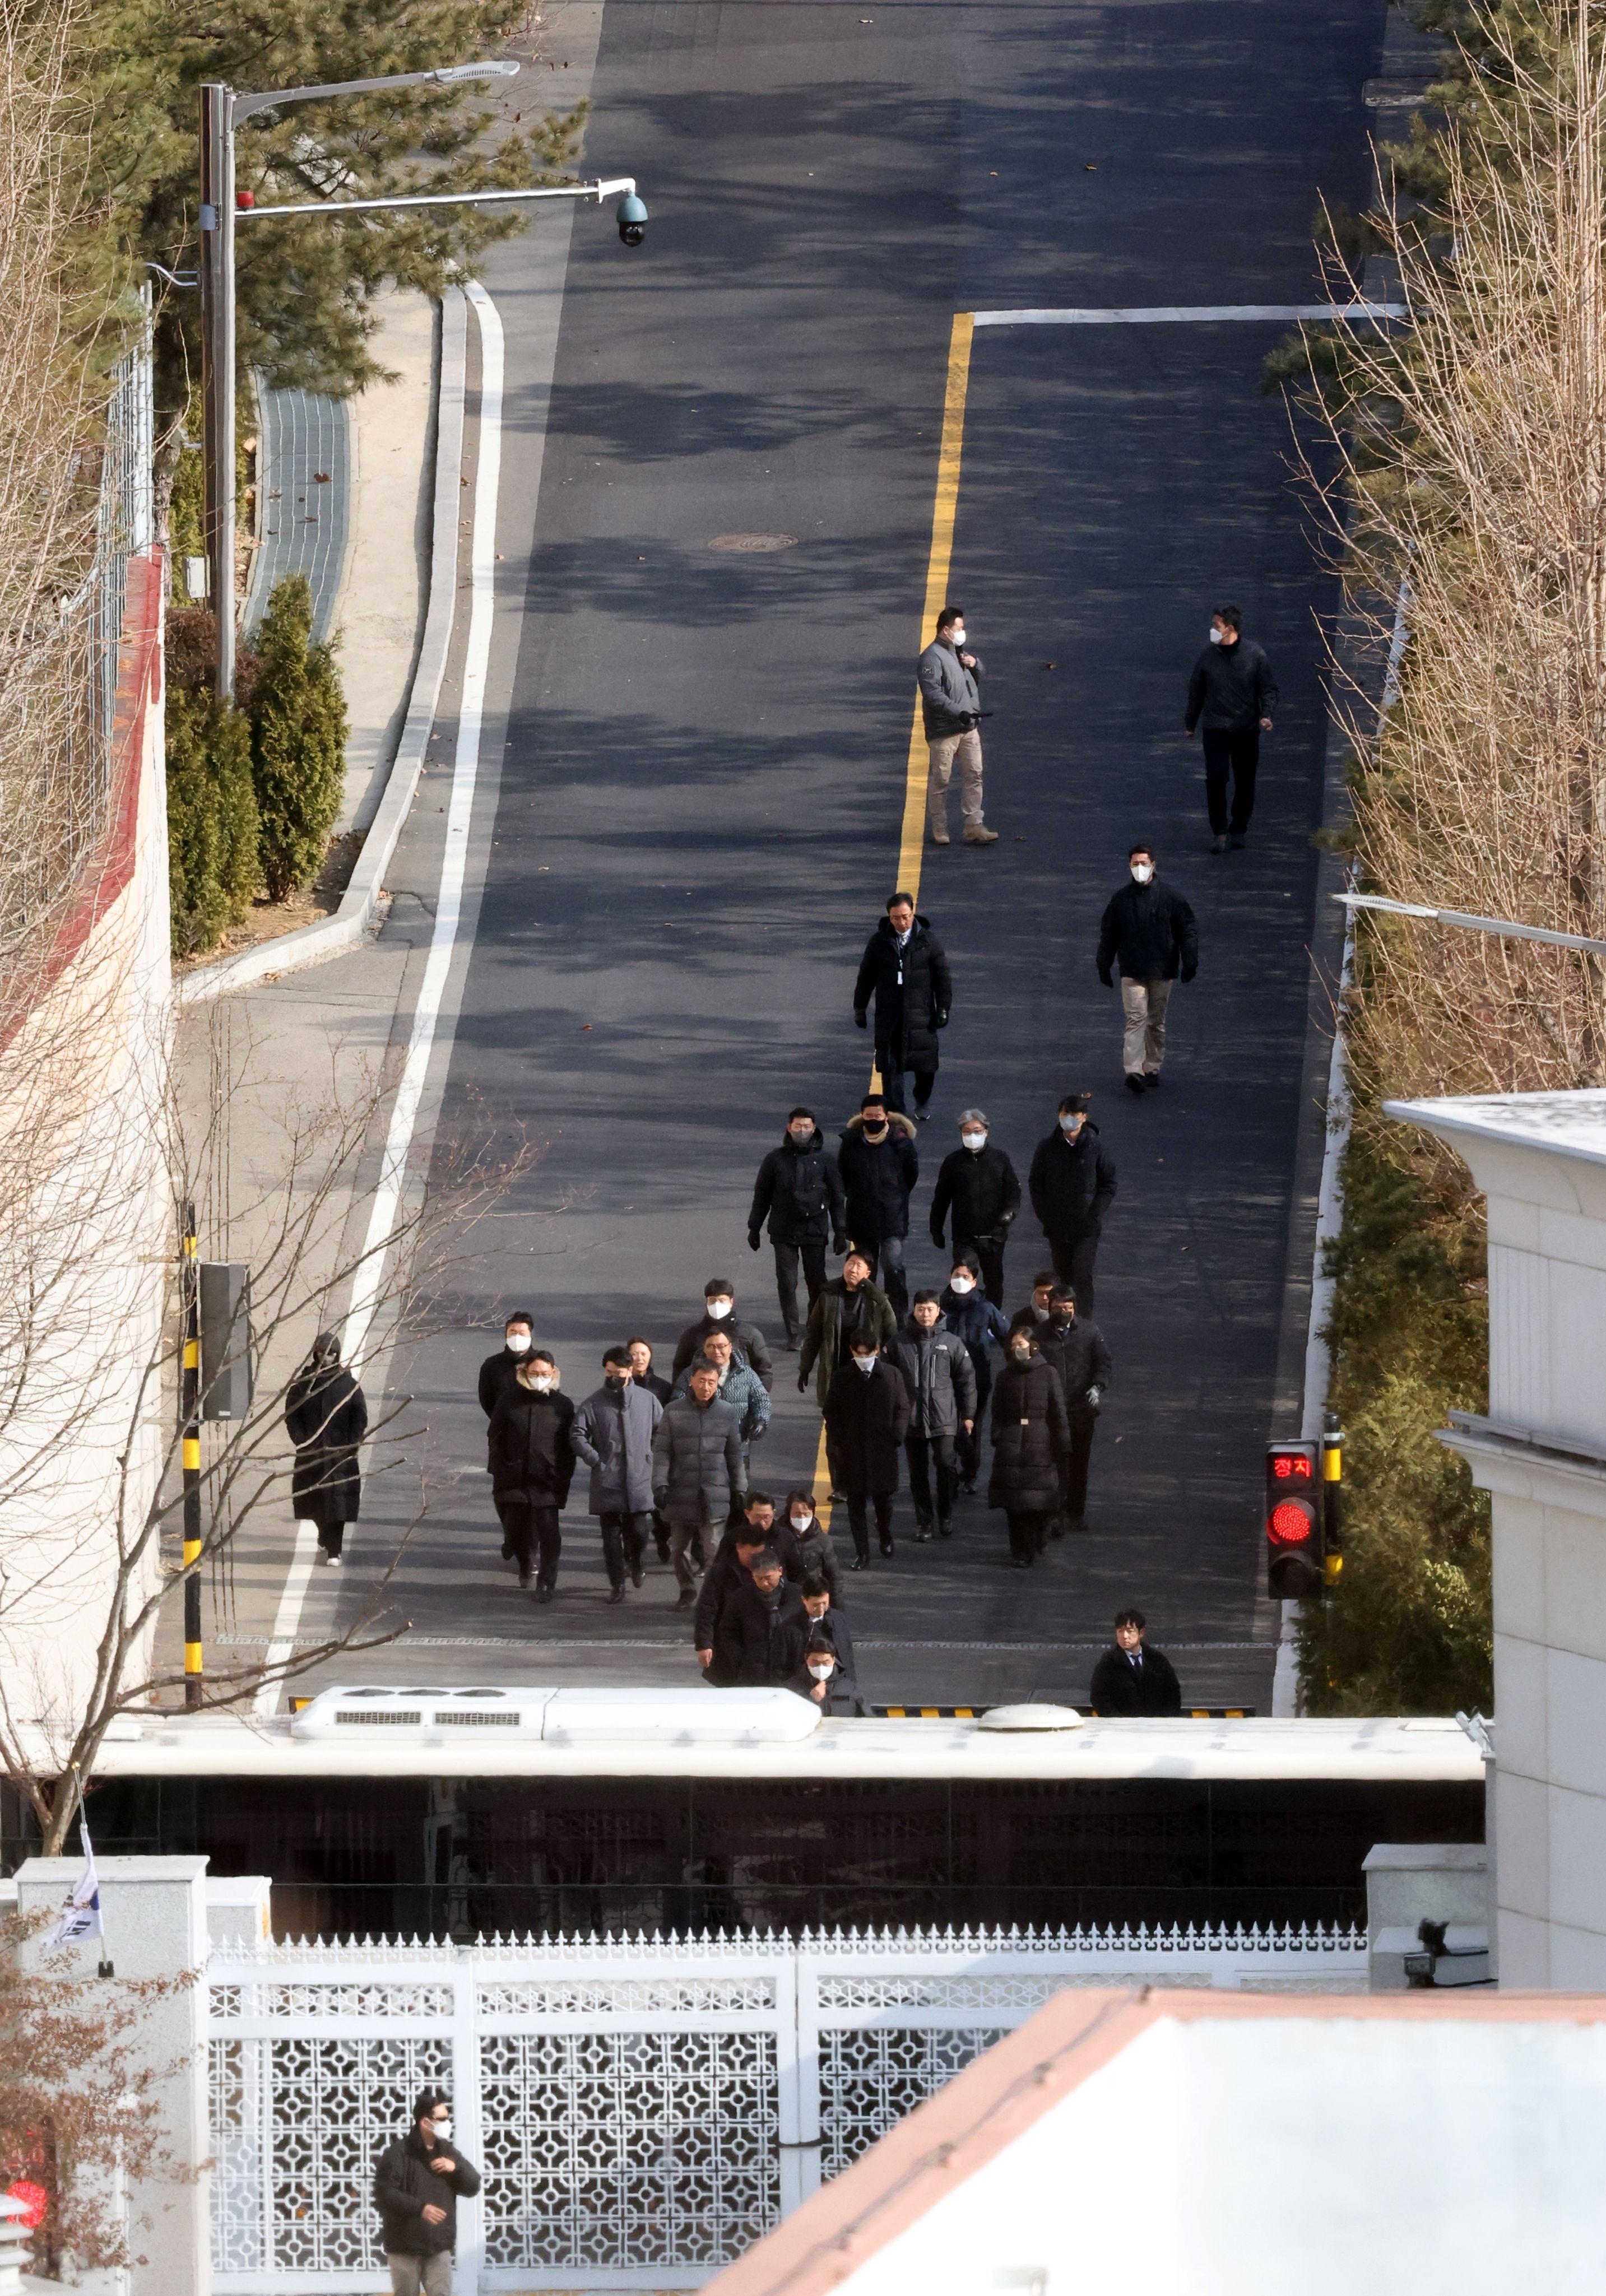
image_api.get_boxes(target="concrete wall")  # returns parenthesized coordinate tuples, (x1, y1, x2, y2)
(1387, 1091, 1606, 1987)
(0, 551, 171, 1735)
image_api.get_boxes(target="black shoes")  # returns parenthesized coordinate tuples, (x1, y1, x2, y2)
(1066, 1515, 1086, 1535)
(937, 1519, 953, 1539)
(535, 1583, 553, 1605)
(630, 1559, 645, 1588)
(957, 1479, 977, 1498)
(1209, 833, 1227, 854)
(676, 1587, 695, 1609)
(1011, 1555, 1030, 1570)
(500, 1541, 514, 1560)
(607, 1584, 626, 1605)
(879, 1535, 895, 1557)
(913, 1523, 934, 1543)
(1125, 1073, 1146, 1096)
(1229, 831, 1247, 849)
(1144, 1072, 1162, 1090)
(848, 1554, 870, 1572)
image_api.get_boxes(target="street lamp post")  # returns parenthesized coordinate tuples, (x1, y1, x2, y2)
(199, 60, 644, 699)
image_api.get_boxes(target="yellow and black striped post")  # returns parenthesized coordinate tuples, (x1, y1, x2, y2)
(1322, 1410, 1344, 1588)
(181, 1201, 203, 1706)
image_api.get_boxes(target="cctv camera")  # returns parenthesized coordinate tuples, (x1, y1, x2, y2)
(617, 193, 648, 248)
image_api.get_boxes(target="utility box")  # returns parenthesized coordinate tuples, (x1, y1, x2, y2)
(199, 1259, 252, 1420)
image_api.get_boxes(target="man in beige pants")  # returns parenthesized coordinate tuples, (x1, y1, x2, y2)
(917, 606, 999, 846)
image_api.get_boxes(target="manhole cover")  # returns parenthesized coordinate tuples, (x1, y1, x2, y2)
(706, 532, 799, 552)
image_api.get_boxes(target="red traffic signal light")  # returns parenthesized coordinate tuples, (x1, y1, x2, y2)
(1265, 1442, 1322, 1598)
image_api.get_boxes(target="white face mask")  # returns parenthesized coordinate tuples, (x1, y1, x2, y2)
(706, 1299, 732, 1320)
(950, 626, 966, 647)
(1060, 1116, 1083, 1136)
(807, 1663, 834, 1681)
(1209, 625, 1226, 645)
(531, 1374, 554, 1393)
(950, 1276, 974, 1295)
(430, 2117, 452, 2143)
(1130, 862, 1154, 884)
(961, 1130, 986, 1150)
(506, 1333, 530, 1354)
(855, 1354, 878, 1374)
(790, 1513, 813, 1532)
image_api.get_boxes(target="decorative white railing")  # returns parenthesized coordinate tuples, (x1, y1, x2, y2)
(208, 1923, 1365, 2292)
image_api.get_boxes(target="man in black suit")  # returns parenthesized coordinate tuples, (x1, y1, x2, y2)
(1089, 1608, 1182, 1716)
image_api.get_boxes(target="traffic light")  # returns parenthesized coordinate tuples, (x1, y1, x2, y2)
(1265, 1440, 1324, 1598)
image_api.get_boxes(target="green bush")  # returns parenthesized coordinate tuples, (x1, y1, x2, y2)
(1297, 1124, 1492, 1715)
(166, 682, 259, 956)
(249, 574, 347, 903)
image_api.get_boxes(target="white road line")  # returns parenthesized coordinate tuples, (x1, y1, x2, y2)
(970, 301, 1407, 326)
(255, 280, 504, 1717)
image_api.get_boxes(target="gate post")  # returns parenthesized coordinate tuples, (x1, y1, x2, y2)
(452, 1953, 485, 2293)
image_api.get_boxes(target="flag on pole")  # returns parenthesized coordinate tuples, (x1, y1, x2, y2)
(44, 1819, 104, 1948)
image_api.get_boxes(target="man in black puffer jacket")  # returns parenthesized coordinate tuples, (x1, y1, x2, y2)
(1183, 603, 1278, 850)
(1027, 1096, 1117, 1318)
(853, 893, 953, 1121)
(837, 1094, 918, 1318)
(929, 1107, 1020, 1305)
(1097, 844, 1198, 1096)
(374, 2088, 481, 2295)
(1033, 1285, 1112, 1536)
(749, 1108, 848, 1346)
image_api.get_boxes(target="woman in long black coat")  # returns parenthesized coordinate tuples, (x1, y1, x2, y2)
(987, 1319, 1069, 1568)
(284, 1331, 368, 1564)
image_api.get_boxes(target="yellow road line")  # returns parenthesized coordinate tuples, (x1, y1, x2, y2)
(895, 310, 975, 901)
(812, 317, 977, 1527)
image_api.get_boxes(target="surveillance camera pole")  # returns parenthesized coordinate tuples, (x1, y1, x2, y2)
(199, 58, 640, 702)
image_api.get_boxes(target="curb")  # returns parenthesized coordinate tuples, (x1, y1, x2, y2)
(176, 286, 471, 1006)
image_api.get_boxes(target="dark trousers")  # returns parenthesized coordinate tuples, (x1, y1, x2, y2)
(1062, 1405, 1097, 1525)
(1006, 1508, 1051, 1563)
(1201, 726, 1259, 835)
(955, 1231, 1006, 1308)
(316, 1521, 345, 1558)
(598, 1509, 651, 1589)
(906, 1434, 956, 1528)
(774, 1234, 828, 1338)
(495, 1496, 561, 1585)
(956, 1353, 991, 1485)
(877, 1050, 936, 1114)
(1048, 1233, 1099, 1318)
(844, 1491, 894, 1560)
(862, 1234, 908, 1319)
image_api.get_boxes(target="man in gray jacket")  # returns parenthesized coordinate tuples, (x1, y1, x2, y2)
(652, 1363, 748, 1606)
(917, 605, 998, 848)
(571, 1347, 663, 1604)
(888, 1291, 977, 1540)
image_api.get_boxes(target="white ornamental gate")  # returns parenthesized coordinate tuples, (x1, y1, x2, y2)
(209, 1923, 1365, 2293)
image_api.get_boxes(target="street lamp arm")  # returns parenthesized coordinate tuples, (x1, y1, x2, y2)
(233, 60, 517, 124)
(235, 175, 635, 222)
(1336, 891, 1606, 960)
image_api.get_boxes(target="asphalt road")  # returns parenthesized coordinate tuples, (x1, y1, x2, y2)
(305, 0, 1385, 1713)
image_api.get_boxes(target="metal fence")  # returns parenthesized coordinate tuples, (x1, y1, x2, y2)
(208, 1920, 1366, 2293)
(66, 286, 154, 806)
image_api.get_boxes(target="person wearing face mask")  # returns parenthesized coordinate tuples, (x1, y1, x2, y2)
(785, 1491, 843, 1600)
(1027, 1095, 1117, 1318)
(929, 1108, 1019, 1307)
(837, 1091, 919, 1319)
(1033, 1287, 1112, 1536)
(853, 893, 953, 1121)
(889, 1290, 977, 1540)
(799, 1248, 897, 1412)
(477, 1312, 537, 1425)
(940, 1254, 1011, 1494)
(671, 1279, 775, 1392)
(988, 1317, 1070, 1568)
(917, 603, 997, 847)
(1097, 843, 1198, 1095)
(656, 1364, 746, 1612)
(1183, 603, 1278, 852)
(485, 1349, 575, 1597)
(670, 1330, 772, 1468)
(285, 1331, 368, 1565)
(571, 1347, 663, 1605)
(748, 1110, 849, 1346)
(822, 1331, 912, 1567)
(625, 1338, 674, 1564)
(787, 1627, 870, 1716)
(374, 2086, 481, 2296)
